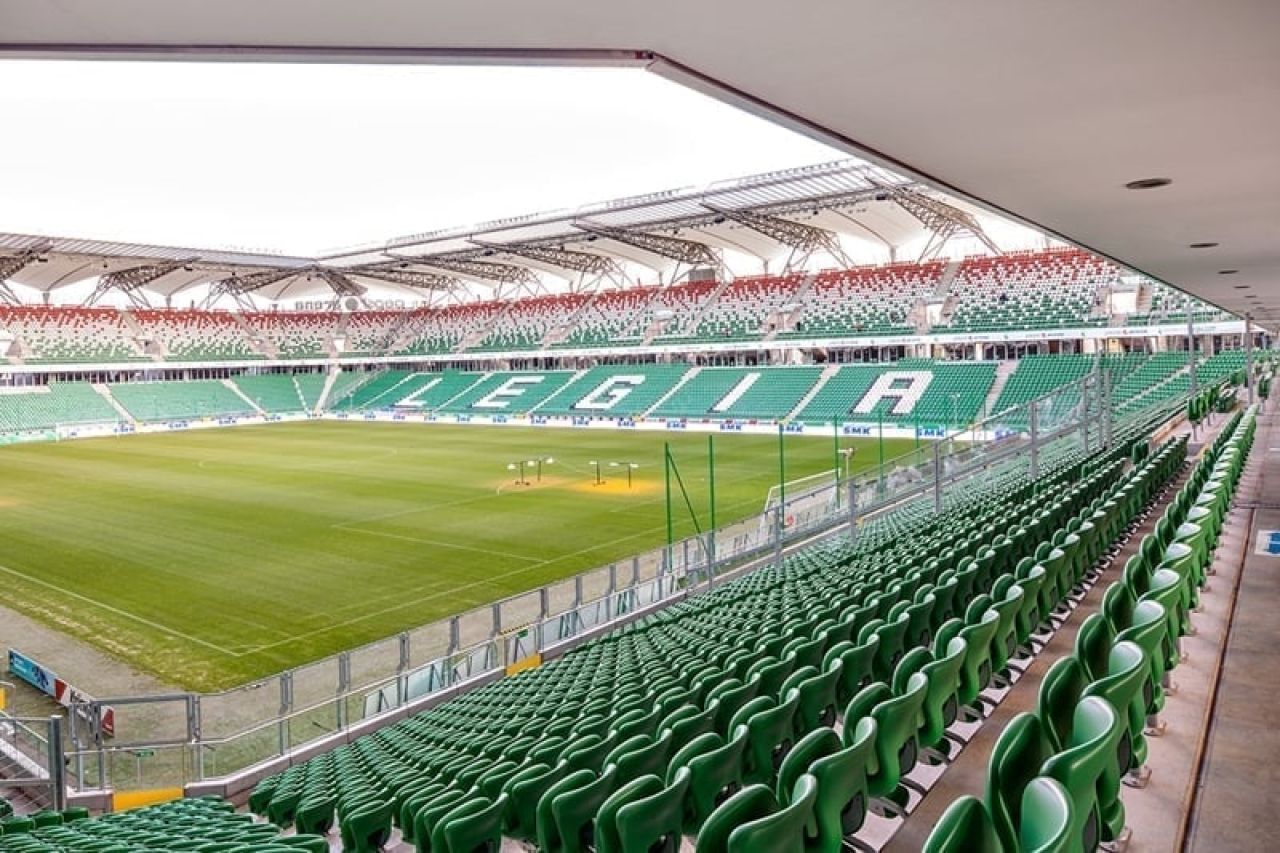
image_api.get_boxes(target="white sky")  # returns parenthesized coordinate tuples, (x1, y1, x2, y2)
(0, 61, 845, 257)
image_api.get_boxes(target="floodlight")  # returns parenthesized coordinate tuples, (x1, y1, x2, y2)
(545, 457, 555, 464)
(506, 463, 516, 470)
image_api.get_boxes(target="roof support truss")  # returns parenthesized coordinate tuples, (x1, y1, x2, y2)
(702, 203, 852, 272)
(390, 254, 541, 288)
(88, 257, 197, 308)
(875, 185, 1001, 261)
(0, 241, 53, 305)
(317, 269, 366, 300)
(201, 267, 299, 309)
(470, 240, 623, 277)
(348, 266, 461, 293)
(573, 222, 722, 269)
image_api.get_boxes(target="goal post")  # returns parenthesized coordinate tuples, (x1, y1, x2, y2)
(763, 467, 841, 524)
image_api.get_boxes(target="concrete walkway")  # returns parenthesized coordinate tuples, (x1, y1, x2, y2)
(1186, 406, 1280, 853)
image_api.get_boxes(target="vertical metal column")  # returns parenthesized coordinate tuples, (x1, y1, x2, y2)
(1187, 297, 1199, 398)
(1245, 314, 1255, 404)
(1080, 375, 1091, 455)
(932, 441, 943, 514)
(189, 695, 204, 781)
(1029, 402, 1040, 481)
(774, 505, 784, 562)
(1101, 366, 1112, 449)
(847, 479, 858, 542)
(47, 716, 66, 811)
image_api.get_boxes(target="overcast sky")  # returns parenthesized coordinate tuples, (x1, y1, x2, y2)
(0, 61, 844, 256)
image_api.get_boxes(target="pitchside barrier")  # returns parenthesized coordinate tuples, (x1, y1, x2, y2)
(35, 367, 1242, 796)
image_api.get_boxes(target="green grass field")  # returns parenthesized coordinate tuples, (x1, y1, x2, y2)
(0, 421, 915, 691)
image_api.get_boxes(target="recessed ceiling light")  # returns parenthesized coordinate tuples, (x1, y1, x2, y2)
(1218, 269, 1239, 275)
(1188, 242, 1219, 249)
(1124, 177, 1172, 190)
(1234, 284, 1251, 289)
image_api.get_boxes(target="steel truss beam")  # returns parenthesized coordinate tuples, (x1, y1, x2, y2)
(573, 222, 721, 268)
(0, 241, 53, 305)
(88, 257, 197, 308)
(317, 269, 366, 299)
(874, 185, 1001, 261)
(469, 240, 623, 277)
(389, 254, 541, 287)
(702, 203, 852, 270)
(348, 266, 461, 292)
(202, 267, 299, 309)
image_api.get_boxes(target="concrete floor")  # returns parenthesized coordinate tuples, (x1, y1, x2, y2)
(1185, 407, 1280, 853)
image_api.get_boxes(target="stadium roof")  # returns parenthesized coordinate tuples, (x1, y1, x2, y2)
(1, 1, 1276, 326)
(0, 160, 1007, 307)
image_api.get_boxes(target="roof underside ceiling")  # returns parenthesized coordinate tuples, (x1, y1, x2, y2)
(1, 0, 1276, 324)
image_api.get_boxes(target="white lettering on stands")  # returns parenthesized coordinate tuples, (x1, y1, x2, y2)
(474, 376, 545, 409)
(852, 371, 933, 416)
(397, 376, 442, 407)
(575, 375, 647, 411)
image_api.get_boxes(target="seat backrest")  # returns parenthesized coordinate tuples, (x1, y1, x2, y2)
(594, 775, 664, 853)
(1036, 656, 1088, 753)
(1072, 613, 1115, 683)
(1082, 640, 1149, 775)
(693, 785, 777, 853)
(551, 765, 618, 853)
(727, 773, 818, 853)
(776, 728, 839, 801)
(811, 717, 877, 847)
(985, 712, 1054, 853)
(1019, 776, 1074, 853)
(616, 768, 691, 853)
(921, 795, 1004, 853)
(1039, 696, 1123, 853)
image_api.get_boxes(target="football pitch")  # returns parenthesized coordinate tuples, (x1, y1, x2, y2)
(0, 421, 915, 691)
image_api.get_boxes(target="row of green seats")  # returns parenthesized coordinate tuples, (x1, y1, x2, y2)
(245, 411, 1160, 851)
(925, 405, 1255, 852)
(0, 796, 326, 852)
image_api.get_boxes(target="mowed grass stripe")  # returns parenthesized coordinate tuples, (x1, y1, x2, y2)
(0, 421, 913, 690)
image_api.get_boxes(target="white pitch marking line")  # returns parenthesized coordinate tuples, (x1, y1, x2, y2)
(0, 560, 244, 657)
(336, 527, 543, 563)
(243, 557, 561, 654)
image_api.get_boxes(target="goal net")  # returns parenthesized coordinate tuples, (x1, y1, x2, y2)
(762, 468, 840, 530)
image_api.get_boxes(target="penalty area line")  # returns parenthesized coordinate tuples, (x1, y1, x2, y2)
(0, 560, 245, 658)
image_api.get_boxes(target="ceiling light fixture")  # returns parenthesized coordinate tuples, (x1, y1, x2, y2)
(1188, 242, 1219, 249)
(1124, 177, 1172, 190)
(1218, 269, 1239, 275)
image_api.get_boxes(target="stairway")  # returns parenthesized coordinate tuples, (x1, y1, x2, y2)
(981, 360, 1020, 420)
(543, 294, 598, 347)
(290, 376, 310, 412)
(117, 308, 161, 361)
(232, 311, 275, 358)
(640, 366, 701, 418)
(91, 383, 135, 424)
(314, 369, 341, 411)
(785, 363, 841, 421)
(934, 259, 962, 300)
(763, 272, 817, 341)
(222, 378, 265, 415)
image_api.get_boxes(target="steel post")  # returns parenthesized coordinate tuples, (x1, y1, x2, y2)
(1245, 314, 1255, 404)
(47, 716, 66, 811)
(932, 441, 943, 514)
